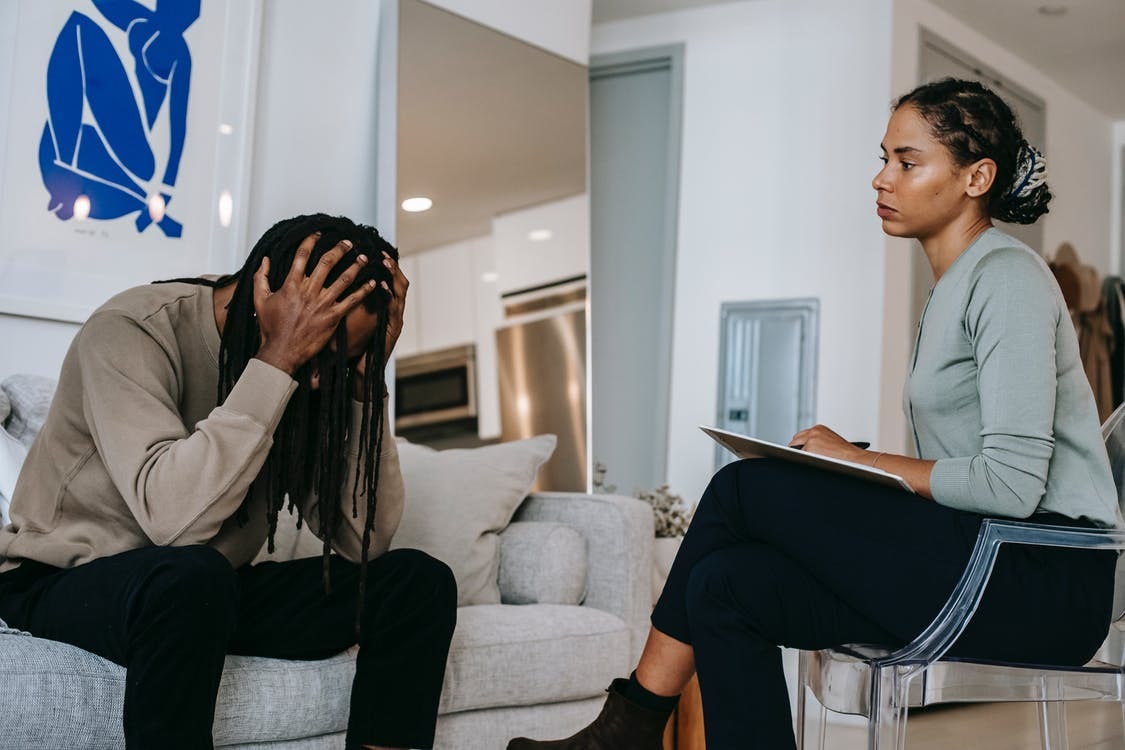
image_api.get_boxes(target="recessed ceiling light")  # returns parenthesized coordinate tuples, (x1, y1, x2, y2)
(218, 123, 234, 135)
(1037, 4, 1068, 16)
(528, 229, 553, 242)
(481, 271, 499, 283)
(401, 197, 433, 213)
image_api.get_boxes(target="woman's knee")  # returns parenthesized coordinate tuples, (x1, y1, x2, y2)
(684, 549, 736, 615)
(684, 546, 780, 627)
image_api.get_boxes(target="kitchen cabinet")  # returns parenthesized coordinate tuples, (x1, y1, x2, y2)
(492, 193, 588, 296)
(394, 236, 503, 439)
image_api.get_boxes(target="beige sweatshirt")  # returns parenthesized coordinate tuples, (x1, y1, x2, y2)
(0, 281, 404, 572)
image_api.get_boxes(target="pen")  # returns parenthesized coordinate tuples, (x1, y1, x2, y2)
(789, 441, 870, 450)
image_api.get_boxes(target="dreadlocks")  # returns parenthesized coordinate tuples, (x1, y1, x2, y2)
(160, 213, 398, 628)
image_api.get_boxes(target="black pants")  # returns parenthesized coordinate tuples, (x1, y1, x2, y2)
(651, 459, 1117, 750)
(0, 544, 457, 750)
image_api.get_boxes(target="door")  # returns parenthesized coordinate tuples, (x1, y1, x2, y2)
(589, 46, 683, 495)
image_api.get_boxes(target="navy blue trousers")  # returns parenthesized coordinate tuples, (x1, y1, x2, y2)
(0, 545, 457, 750)
(651, 459, 1116, 750)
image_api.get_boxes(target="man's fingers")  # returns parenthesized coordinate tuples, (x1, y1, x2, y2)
(252, 257, 272, 308)
(326, 254, 368, 301)
(383, 252, 409, 298)
(308, 240, 353, 290)
(335, 279, 378, 315)
(286, 232, 319, 285)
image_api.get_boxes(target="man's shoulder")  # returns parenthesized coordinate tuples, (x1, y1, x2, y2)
(92, 280, 210, 328)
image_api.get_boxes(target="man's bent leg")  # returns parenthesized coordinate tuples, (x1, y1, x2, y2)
(0, 545, 240, 750)
(232, 549, 457, 749)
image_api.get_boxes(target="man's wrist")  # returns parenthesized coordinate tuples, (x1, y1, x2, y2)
(255, 346, 297, 377)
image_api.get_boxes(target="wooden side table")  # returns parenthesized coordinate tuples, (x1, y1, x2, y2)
(663, 675, 705, 749)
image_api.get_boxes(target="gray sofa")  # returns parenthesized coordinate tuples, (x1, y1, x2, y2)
(0, 375, 655, 749)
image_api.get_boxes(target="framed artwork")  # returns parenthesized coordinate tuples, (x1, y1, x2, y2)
(0, 0, 261, 322)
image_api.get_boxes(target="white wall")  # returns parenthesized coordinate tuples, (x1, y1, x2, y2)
(878, 0, 1121, 453)
(247, 0, 385, 242)
(593, 0, 895, 505)
(424, 0, 591, 64)
(0, 0, 391, 382)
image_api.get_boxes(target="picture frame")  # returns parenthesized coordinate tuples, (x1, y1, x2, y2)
(0, 0, 261, 323)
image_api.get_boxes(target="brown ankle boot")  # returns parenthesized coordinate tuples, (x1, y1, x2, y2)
(506, 678, 669, 749)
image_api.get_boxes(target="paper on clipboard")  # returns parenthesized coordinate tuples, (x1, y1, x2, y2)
(700, 426, 915, 494)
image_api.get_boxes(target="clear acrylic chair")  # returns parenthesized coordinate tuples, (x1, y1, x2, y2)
(795, 402, 1125, 750)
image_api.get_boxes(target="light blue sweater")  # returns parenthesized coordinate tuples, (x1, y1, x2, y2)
(905, 228, 1123, 527)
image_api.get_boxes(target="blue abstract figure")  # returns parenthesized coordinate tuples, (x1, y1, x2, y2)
(38, 0, 200, 237)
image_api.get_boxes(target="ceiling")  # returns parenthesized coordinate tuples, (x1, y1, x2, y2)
(397, 0, 587, 254)
(928, 0, 1125, 119)
(593, 0, 1125, 119)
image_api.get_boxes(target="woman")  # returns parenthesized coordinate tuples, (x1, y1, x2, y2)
(0, 214, 456, 750)
(509, 78, 1124, 750)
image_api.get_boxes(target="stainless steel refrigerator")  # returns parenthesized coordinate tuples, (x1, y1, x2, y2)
(495, 307, 587, 492)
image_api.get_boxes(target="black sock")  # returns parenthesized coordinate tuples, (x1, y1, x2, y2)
(620, 670, 680, 715)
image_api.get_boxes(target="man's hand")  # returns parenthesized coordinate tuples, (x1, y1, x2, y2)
(381, 250, 409, 361)
(350, 251, 409, 401)
(253, 234, 376, 376)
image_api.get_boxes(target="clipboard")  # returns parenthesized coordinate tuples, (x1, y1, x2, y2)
(700, 426, 915, 494)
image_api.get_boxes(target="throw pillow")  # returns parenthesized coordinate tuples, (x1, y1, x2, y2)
(497, 521, 587, 605)
(391, 434, 556, 606)
(0, 375, 56, 448)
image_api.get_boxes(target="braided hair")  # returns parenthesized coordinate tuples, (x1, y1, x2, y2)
(160, 213, 398, 625)
(895, 78, 1051, 225)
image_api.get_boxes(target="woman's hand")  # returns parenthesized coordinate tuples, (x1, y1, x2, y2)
(789, 424, 873, 465)
(253, 234, 376, 376)
(790, 424, 936, 497)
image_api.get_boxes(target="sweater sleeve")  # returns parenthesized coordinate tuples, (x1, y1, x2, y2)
(929, 248, 1059, 517)
(78, 311, 297, 545)
(298, 396, 405, 563)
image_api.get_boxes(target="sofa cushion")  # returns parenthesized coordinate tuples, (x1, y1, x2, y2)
(0, 604, 631, 747)
(0, 632, 357, 749)
(439, 604, 631, 714)
(0, 633, 124, 750)
(391, 434, 557, 606)
(498, 522, 587, 605)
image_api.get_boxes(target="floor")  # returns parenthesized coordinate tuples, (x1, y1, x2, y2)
(825, 702, 1125, 749)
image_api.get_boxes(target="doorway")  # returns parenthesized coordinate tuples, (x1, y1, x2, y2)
(589, 46, 684, 495)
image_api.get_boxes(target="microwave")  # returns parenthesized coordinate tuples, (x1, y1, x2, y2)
(394, 344, 478, 432)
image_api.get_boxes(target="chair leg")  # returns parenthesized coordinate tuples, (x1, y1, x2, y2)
(796, 650, 829, 750)
(796, 651, 807, 750)
(1036, 701, 1069, 750)
(868, 666, 908, 750)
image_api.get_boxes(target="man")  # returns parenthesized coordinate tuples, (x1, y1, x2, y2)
(0, 214, 456, 750)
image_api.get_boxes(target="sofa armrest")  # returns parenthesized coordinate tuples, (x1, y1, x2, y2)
(513, 492, 654, 662)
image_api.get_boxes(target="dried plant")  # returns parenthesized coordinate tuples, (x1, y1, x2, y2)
(636, 484, 693, 538)
(593, 461, 692, 538)
(592, 461, 616, 494)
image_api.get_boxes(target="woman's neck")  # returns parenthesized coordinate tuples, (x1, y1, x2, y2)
(920, 213, 993, 282)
